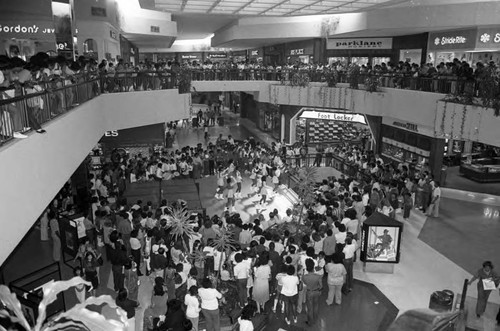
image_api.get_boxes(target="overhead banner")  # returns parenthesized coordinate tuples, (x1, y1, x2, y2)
(300, 110, 367, 125)
(327, 38, 393, 50)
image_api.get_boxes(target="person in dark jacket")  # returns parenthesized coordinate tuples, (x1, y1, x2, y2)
(157, 299, 187, 331)
(108, 230, 129, 291)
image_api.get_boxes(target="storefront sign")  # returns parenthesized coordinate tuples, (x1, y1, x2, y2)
(327, 38, 393, 50)
(300, 110, 367, 125)
(476, 27, 500, 49)
(251, 50, 259, 56)
(208, 53, 227, 58)
(427, 29, 477, 50)
(0, 21, 56, 40)
(382, 116, 435, 137)
(181, 54, 199, 59)
(290, 49, 304, 55)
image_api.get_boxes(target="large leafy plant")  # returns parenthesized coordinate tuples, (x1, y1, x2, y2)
(0, 278, 127, 331)
(289, 166, 318, 224)
(211, 228, 237, 278)
(167, 206, 198, 253)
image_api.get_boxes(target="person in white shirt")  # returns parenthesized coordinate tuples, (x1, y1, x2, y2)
(335, 224, 347, 245)
(238, 305, 255, 331)
(281, 265, 300, 325)
(342, 236, 357, 292)
(426, 180, 441, 218)
(198, 278, 222, 331)
(185, 285, 202, 331)
(233, 254, 250, 307)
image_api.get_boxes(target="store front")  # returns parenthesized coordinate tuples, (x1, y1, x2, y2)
(98, 123, 166, 159)
(326, 37, 393, 67)
(257, 103, 281, 140)
(427, 29, 477, 64)
(231, 50, 247, 63)
(119, 35, 139, 65)
(178, 52, 203, 64)
(291, 108, 371, 147)
(248, 48, 263, 63)
(380, 117, 445, 180)
(285, 40, 315, 64)
(263, 44, 284, 66)
(206, 52, 228, 63)
(0, 20, 57, 59)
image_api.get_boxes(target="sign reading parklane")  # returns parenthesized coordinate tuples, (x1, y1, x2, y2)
(300, 111, 367, 125)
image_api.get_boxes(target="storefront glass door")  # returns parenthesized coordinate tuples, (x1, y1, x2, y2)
(372, 57, 391, 65)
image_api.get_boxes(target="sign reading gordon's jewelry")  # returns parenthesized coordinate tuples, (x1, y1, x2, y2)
(300, 110, 367, 125)
(427, 29, 477, 51)
(0, 20, 56, 41)
(327, 38, 393, 50)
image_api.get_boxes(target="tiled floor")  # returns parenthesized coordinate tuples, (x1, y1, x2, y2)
(2, 106, 500, 330)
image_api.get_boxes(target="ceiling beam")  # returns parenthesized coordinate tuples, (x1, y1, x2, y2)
(180, 0, 189, 11)
(233, 0, 258, 14)
(258, 0, 291, 15)
(207, 0, 224, 13)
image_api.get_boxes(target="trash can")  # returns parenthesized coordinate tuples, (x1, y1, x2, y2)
(218, 116, 224, 126)
(429, 290, 454, 312)
(192, 117, 198, 127)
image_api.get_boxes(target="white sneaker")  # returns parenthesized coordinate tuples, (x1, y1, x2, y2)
(13, 132, 27, 139)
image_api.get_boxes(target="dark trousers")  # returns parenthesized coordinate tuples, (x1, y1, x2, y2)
(237, 278, 248, 306)
(282, 294, 297, 321)
(131, 248, 142, 275)
(202, 308, 220, 331)
(343, 258, 354, 290)
(306, 290, 320, 323)
(112, 264, 124, 291)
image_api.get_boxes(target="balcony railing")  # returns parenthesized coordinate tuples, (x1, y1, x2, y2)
(0, 72, 178, 145)
(0, 68, 486, 146)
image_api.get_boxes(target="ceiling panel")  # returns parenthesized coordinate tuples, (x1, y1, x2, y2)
(154, 0, 406, 15)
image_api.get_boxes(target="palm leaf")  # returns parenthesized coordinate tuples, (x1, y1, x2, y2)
(33, 277, 91, 331)
(189, 249, 207, 265)
(44, 295, 127, 331)
(212, 228, 237, 253)
(166, 207, 198, 248)
(0, 285, 32, 331)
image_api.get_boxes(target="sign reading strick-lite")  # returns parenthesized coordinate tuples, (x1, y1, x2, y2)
(300, 111, 367, 125)
(327, 38, 392, 50)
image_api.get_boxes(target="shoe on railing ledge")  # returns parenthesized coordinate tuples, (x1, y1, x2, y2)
(13, 132, 27, 139)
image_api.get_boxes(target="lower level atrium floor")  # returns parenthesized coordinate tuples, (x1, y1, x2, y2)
(2, 108, 500, 331)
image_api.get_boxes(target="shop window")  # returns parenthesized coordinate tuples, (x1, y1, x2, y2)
(417, 137, 431, 151)
(83, 39, 98, 53)
(91, 6, 107, 17)
(405, 133, 417, 147)
(393, 129, 405, 143)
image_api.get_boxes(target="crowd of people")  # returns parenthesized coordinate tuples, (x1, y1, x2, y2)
(37, 111, 451, 331)
(2, 49, 499, 145)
